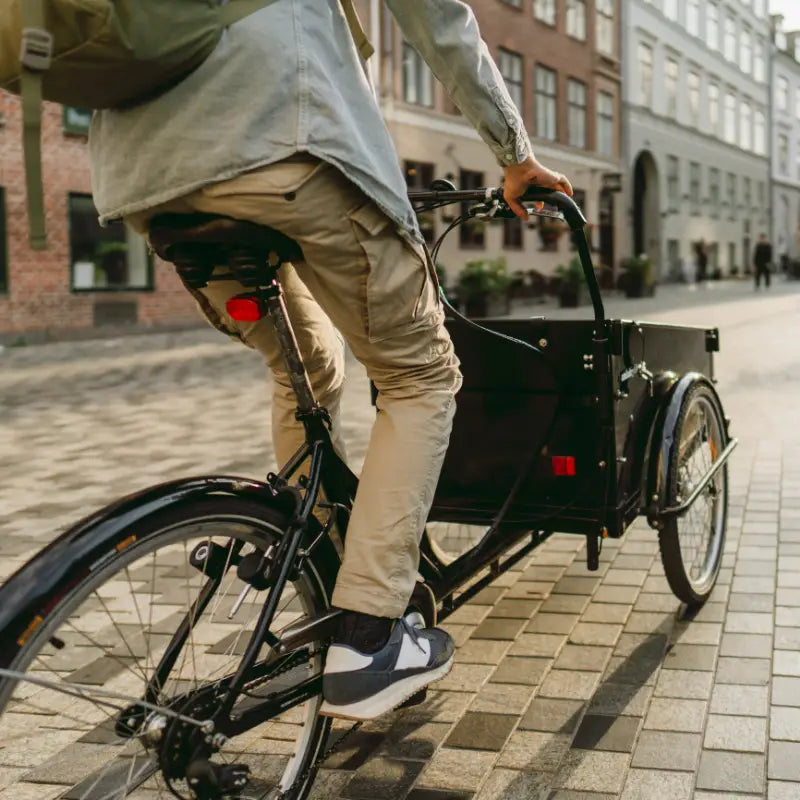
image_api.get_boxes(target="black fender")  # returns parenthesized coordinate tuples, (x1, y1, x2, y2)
(0, 476, 340, 664)
(644, 373, 727, 523)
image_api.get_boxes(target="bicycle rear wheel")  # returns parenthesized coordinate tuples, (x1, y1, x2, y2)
(0, 496, 332, 800)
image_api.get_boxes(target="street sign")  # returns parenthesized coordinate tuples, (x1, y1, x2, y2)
(602, 172, 623, 192)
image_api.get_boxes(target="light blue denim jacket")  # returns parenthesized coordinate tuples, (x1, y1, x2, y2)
(89, 0, 532, 243)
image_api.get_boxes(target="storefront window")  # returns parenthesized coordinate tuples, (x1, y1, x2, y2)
(68, 194, 152, 291)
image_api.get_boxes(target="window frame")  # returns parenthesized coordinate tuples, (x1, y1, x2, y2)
(535, 65, 558, 141)
(566, 77, 587, 149)
(498, 48, 524, 114)
(402, 41, 434, 108)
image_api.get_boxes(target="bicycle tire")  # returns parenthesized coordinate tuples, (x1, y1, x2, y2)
(0, 495, 335, 800)
(658, 382, 729, 606)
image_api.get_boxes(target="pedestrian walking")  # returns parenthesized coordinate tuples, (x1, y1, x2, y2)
(753, 234, 773, 289)
(694, 240, 708, 283)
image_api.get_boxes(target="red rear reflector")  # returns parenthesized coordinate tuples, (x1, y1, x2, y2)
(226, 296, 265, 322)
(552, 456, 576, 476)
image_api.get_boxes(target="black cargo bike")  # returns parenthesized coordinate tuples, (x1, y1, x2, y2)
(0, 186, 736, 800)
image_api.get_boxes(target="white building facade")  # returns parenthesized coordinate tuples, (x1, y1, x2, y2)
(771, 16, 800, 263)
(622, 0, 771, 281)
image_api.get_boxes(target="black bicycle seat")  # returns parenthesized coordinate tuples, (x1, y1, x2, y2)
(149, 213, 304, 266)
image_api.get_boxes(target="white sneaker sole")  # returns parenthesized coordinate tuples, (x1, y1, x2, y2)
(318, 654, 455, 721)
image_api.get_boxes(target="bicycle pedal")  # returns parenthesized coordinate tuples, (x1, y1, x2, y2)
(398, 688, 427, 709)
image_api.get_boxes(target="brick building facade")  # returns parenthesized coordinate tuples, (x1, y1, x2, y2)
(0, 95, 197, 342)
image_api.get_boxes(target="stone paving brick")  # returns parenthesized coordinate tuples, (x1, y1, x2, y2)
(696, 750, 766, 793)
(468, 684, 535, 716)
(643, 698, 708, 733)
(405, 790, 473, 800)
(519, 698, 585, 734)
(771, 676, 800, 706)
(571, 714, 641, 753)
(580, 604, 630, 624)
(376, 722, 451, 761)
(619, 768, 693, 800)
(416, 749, 496, 793)
(497, 731, 571, 771)
(770, 706, 800, 740)
(653, 668, 713, 699)
(553, 645, 612, 672)
(342, 758, 424, 799)
(670, 621, 722, 645)
(538, 670, 600, 701)
(444, 713, 517, 751)
(470, 618, 527, 641)
(488, 599, 540, 619)
(436, 664, 493, 693)
(720, 632, 774, 658)
(768, 780, 800, 799)
(630, 731, 701, 771)
(472, 768, 551, 800)
(704, 714, 767, 752)
(552, 750, 629, 794)
(508, 634, 566, 658)
(489, 656, 549, 686)
(773, 650, 800, 677)
(710, 684, 769, 716)
(568, 623, 622, 647)
(775, 627, 800, 649)
(539, 595, 591, 615)
(715, 656, 771, 685)
(602, 569, 647, 587)
(456, 640, 511, 666)
(592, 586, 639, 605)
(632, 593, 679, 612)
(588, 684, 653, 717)
(724, 611, 774, 634)
(601, 656, 659, 686)
(526, 614, 580, 634)
(553, 577, 599, 595)
(767, 741, 800, 781)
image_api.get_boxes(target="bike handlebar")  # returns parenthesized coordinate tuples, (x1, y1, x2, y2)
(514, 187, 587, 230)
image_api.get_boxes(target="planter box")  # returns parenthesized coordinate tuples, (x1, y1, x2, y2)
(464, 293, 511, 318)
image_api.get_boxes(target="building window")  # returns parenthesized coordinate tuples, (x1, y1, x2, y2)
(740, 27, 752, 75)
(535, 66, 557, 140)
(667, 239, 681, 278)
(724, 16, 736, 63)
(795, 88, 800, 121)
(665, 58, 679, 118)
(596, 0, 614, 56)
(405, 161, 436, 245)
(503, 216, 524, 249)
(727, 173, 737, 220)
(667, 156, 680, 212)
(688, 70, 700, 127)
(402, 42, 433, 107)
(0, 187, 6, 294)
(754, 37, 765, 83)
(502, 0, 522, 6)
(708, 82, 720, 133)
(63, 106, 91, 135)
(707, 2, 719, 50)
(566, 0, 587, 40)
(638, 43, 653, 107)
(724, 91, 736, 144)
(754, 110, 766, 154)
(459, 170, 486, 249)
(743, 177, 752, 210)
(498, 49, 524, 114)
(534, 0, 556, 25)
(689, 162, 701, 215)
(663, 0, 677, 21)
(597, 91, 614, 157)
(686, 0, 700, 36)
(740, 101, 752, 151)
(567, 78, 587, 148)
(779, 134, 789, 175)
(777, 76, 789, 113)
(68, 194, 152, 291)
(709, 168, 720, 218)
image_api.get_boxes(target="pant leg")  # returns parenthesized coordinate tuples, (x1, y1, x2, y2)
(186, 159, 462, 618)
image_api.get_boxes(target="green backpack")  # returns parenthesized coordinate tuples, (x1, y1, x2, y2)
(0, 0, 374, 250)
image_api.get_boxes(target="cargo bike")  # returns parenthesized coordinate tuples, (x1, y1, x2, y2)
(0, 186, 736, 800)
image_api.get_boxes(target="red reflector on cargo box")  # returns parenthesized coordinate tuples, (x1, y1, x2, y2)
(552, 456, 576, 476)
(226, 296, 265, 322)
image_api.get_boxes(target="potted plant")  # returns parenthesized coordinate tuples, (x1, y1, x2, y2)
(555, 257, 584, 307)
(538, 218, 566, 251)
(619, 254, 655, 298)
(457, 257, 511, 317)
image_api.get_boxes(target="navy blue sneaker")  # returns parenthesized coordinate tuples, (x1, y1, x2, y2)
(320, 617, 455, 720)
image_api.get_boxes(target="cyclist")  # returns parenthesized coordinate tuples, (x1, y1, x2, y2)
(89, 0, 572, 720)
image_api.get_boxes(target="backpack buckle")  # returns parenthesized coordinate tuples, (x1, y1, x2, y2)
(20, 28, 53, 71)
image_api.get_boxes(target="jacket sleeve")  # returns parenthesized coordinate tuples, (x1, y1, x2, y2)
(385, 0, 533, 168)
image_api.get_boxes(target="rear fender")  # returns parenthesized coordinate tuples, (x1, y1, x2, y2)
(0, 476, 338, 663)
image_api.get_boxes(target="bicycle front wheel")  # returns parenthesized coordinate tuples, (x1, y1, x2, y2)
(0, 496, 333, 800)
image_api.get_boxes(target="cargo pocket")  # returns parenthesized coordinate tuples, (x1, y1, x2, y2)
(200, 158, 329, 199)
(348, 202, 435, 343)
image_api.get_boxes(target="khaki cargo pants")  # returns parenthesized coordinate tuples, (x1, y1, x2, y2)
(127, 155, 462, 618)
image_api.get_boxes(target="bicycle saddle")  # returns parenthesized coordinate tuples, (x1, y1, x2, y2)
(148, 213, 304, 266)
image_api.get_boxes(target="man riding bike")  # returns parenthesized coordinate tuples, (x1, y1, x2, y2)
(89, 0, 572, 721)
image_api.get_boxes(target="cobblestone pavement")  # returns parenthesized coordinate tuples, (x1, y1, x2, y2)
(1, 280, 800, 799)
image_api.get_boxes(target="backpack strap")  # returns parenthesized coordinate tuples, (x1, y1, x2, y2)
(219, 0, 374, 61)
(19, 0, 51, 250)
